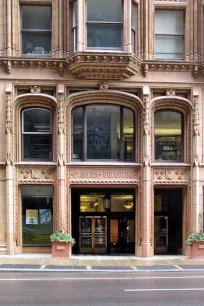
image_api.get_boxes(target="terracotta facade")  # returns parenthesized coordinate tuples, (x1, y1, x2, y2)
(0, 0, 204, 257)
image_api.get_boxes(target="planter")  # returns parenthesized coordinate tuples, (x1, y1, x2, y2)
(51, 241, 71, 259)
(190, 241, 204, 259)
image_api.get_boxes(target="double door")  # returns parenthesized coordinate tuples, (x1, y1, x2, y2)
(80, 216, 107, 254)
(79, 216, 135, 254)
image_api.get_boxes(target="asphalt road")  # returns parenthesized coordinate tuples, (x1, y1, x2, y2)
(0, 271, 204, 306)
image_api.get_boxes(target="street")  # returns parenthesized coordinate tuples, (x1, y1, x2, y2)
(0, 271, 204, 305)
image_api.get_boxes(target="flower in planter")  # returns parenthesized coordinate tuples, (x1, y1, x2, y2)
(186, 232, 204, 246)
(50, 231, 76, 246)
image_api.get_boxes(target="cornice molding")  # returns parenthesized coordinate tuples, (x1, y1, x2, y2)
(1, 55, 204, 79)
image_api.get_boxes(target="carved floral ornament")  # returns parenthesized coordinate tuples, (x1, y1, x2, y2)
(30, 86, 41, 94)
(154, 169, 187, 181)
(18, 168, 55, 181)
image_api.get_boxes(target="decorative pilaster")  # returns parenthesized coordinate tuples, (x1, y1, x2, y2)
(5, 83, 14, 254)
(141, 86, 153, 257)
(192, 91, 200, 233)
(57, 85, 66, 232)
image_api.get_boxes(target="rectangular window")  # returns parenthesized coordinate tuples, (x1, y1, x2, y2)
(131, 2, 136, 53)
(86, 0, 122, 49)
(72, 1, 78, 52)
(155, 10, 184, 60)
(21, 5, 52, 56)
(22, 186, 53, 246)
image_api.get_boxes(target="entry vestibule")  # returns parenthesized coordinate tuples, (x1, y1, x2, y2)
(154, 188, 183, 255)
(71, 189, 136, 255)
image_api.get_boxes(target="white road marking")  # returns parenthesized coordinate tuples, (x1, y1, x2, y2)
(125, 288, 204, 292)
(1, 275, 204, 281)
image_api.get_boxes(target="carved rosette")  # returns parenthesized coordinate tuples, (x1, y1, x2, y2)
(153, 169, 188, 184)
(17, 167, 55, 184)
(30, 86, 41, 94)
(58, 93, 65, 134)
(68, 168, 139, 185)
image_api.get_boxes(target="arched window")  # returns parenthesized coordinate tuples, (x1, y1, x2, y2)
(154, 110, 183, 162)
(72, 104, 135, 161)
(22, 108, 52, 160)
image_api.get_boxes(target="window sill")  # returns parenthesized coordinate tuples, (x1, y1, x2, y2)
(151, 163, 191, 167)
(15, 161, 57, 166)
(68, 162, 140, 166)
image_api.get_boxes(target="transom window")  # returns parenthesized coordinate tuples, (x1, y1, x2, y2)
(22, 108, 52, 160)
(155, 10, 184, 60)
(21, 5, 52, 56)
(154, 110, 183, 162)
(72, 104, 135, 161)
(86, 0, 122, 49)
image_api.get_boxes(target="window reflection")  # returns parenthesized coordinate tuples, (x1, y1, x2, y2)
(155, 110, 183, 161)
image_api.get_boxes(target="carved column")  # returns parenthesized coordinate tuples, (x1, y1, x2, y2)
(123, 0, 131, 53)
(77, 0, 85, 51)
(57, 85, 66, 232)
(141, 86, 153, 257)
(192, 91, 200, 233)
(5, 84, 14, 254)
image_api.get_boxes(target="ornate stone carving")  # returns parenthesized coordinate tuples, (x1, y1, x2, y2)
(5, 91, 12, 134)
(18, 168, 55, 181)
(6, 153, 13, 166)
(143, 155, 150, 167)
(193, 96, 200, 136)
(154, 169, 187, 181)
(58, 153, 65, 166)
(166, 89, 176, 96)
(69, 167, 139, 184)
(30, 86, 41, 94)
(143, 96, 150, 135)
(99, 82, 109, 91)
(0, 59, 66, 76)
(58, 94, 65, 134)
(67, 52, 141, 80)
(193, 154, 200, 167)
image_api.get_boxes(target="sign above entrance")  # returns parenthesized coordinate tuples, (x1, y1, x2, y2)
(69, 167, 139, 185)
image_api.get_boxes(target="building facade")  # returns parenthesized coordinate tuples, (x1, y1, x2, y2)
(0, 0, 203, 257)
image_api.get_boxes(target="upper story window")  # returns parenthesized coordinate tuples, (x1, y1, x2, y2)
(86, 0, 122, 50)
(131, 2, 136, 54)
(22, 108, 52, 160)
(72, 104, 135, 161)
(154, 110, 183, 162)
(155, 10, 184, 60)
(72, 1, 78, 52)
(21, 5, 52, 56)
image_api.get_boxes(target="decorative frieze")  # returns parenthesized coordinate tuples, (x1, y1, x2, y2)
(154, 169, 188, 182)
(69, 167, 139, 185)
(18, 167, 55, 182)
(67, 52, 141, 80)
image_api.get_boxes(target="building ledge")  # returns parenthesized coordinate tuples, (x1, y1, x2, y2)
(67, 52, 141, 80)
(151, 163, 191, 167)
(68, 162, 141, 166)
(15, 162, 57, 166)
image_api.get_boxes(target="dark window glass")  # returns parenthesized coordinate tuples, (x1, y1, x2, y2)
(155, 110, 183, 161)
(72, 105, 135, 161)
(131, 3, 136, 53)
(21, 5, 51, 56)
(87, 105, 120, 159)
(22, 108, 52, 160)
(87, 0, 122, 49)
(22, 186, 53, 246)
(72, 1, 78, 52)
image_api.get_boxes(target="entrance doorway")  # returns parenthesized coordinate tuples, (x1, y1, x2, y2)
(154, 188, 183, 255)
(71, 189, 135, 254)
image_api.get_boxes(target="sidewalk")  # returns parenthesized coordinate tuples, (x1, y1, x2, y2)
(0, 254, 204, 272)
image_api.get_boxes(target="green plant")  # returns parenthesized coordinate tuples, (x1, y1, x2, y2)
(186, 232, 204, 246)
(50, 231, 76, 245)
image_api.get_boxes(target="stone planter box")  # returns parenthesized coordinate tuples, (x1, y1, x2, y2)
(190, 241, 204, 259)
(51, 241, 71, 259)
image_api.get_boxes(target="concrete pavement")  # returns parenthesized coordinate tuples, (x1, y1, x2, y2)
(0, 254, 204, 272)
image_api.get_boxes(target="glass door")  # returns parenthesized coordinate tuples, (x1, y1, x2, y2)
(110, 218, 135, 253)
(80, 216, 107, 254)
(154, 216, 168, 254)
